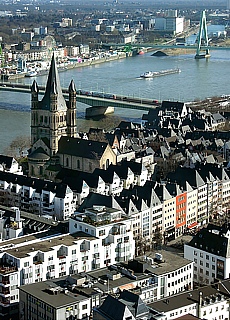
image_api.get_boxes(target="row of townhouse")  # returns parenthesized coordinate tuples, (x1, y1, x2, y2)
(0, 171, 76, 221)
(57, 159, 152, 200)
(74, 162, 230, 245)
(1, 158, 228, 244)
(0, 156, 153, 221)
(4, 45, 67, 65)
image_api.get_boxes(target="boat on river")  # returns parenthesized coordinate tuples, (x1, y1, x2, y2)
(140, 68, 181, 78)
(25, 71, 37, 77)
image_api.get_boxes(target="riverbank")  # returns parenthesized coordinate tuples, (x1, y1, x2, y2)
(61, 51, 127, 70)
(2, 52, 127, 80)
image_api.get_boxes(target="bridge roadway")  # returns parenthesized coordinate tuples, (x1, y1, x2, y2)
(0, 83, 159, 111)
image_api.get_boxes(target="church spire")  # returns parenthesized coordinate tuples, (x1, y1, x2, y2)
(31, 79, 39, 93)
(67, 79, 77, 137)
(41, 53, 66, 111)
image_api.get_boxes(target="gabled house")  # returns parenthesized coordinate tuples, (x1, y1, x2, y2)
(94, 291, 151, 320)
(0, 155, 22, 174)
(0, 171, 76, 220)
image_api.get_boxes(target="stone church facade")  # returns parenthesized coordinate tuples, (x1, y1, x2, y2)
(28, 53, 116, 179)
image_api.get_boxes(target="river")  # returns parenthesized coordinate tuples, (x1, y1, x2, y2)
(0, 28, 229, 153)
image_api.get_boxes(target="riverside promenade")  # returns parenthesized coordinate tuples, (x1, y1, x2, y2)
(2, 52, 127, 81)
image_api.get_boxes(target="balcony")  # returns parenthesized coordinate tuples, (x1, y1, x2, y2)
(0, 288, 10, 296)
(111, 231, 120, 235)
(0, 298, 10, 306)
(33, 261, 43, 265)
(58, 255, 66, 259)
(43, 203, 51, 208)
(0, 265, 17, 275)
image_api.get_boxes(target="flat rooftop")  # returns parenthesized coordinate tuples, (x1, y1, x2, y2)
(136, 249, 193, 275)
(0, 231, 97, 259)
(19, 277, 88, 308)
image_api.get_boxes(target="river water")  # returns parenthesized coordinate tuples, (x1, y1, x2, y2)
(0, 28, 230, 153)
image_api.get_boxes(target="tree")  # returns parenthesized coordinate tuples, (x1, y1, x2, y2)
(4, 135, 30, 159)
(99, 115, 122, 131)
(88, 130, 107, 142)
(135, 235, 151, 256)
(152, 227, 163, 249)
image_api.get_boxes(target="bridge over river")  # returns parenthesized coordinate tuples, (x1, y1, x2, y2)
(0, 83, 159, 117)
(107, 11, 230, 59)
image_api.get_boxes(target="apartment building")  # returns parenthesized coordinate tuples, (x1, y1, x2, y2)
(69, 205, 135, 264)
(0, 220, 132, 320)
(184, 223, 230, 285)
(19, 277, 92, 320)
(0, 172, 76, 220)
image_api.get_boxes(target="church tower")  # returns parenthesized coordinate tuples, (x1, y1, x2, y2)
(28, 53, 77, 177)
(67, 80, 77, 137)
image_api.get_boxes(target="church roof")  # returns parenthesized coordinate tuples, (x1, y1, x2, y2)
(40, 53, 67, 111)
(58, 136, 109, 159)
(27, 147, 50, 160)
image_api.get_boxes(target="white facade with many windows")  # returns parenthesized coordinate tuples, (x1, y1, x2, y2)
(184, 224, 230, 285)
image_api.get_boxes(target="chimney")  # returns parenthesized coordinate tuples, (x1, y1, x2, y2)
(197, 291, 202, 319)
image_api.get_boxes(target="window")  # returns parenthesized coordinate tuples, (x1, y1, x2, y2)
(106, 159, 110, 169)
(39, 166, 43, 175)
(82, 304, 87, 310)
(99, 230, 105, 236)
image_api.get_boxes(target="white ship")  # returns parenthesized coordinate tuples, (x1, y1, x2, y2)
(140, 68, 181, 78)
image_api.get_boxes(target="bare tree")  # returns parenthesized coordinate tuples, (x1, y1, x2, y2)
(4, 136, 30, 159)
(152, 227, 163, 249)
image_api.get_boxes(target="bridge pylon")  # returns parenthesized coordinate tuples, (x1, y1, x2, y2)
(195, 10, 210, 59)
